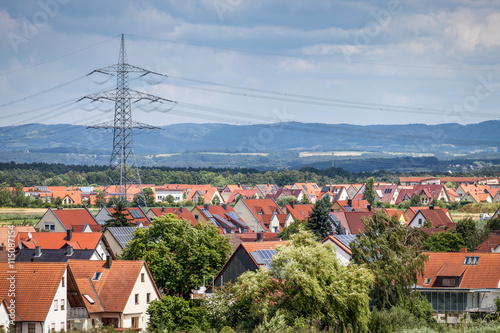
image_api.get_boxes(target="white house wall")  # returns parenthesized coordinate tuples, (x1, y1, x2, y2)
(0, 302, 10, 331)
(43, 270, 67, 333)
(122, 265, 160, 331)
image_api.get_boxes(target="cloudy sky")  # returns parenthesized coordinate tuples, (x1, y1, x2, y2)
(1, 0, 500, 128)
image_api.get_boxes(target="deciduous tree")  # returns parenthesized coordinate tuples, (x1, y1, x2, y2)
(351, 211, 427, 309)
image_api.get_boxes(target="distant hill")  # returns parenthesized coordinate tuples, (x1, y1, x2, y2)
(0, 121, 499, 170)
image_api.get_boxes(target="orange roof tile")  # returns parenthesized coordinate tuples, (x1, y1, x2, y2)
(475, 232, 500, 253)
(149, 208, 198, 226)
(243, 199, 282, 216)
(418, 252, 500, 289)
(0, 262, 67, 322)
(0, 226, 35, 248)
(52, 208, 100, 230)
(18, 232, 103, 250)
(284, 204, 314, 220)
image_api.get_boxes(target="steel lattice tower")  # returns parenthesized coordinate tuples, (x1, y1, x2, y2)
(80, 34, 176, 206)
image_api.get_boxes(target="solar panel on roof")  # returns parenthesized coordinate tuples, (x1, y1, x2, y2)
(250, 251, 265, 265)
(302, 185, 308, 191)
(334, 234, 357, 250)
(202, 209, 213, 218)
(129, 210, 144, 219)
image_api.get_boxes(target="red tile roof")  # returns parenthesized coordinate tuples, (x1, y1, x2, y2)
(284, 204, 314, 220)
(18, 232, 103, 250)
(68, 260, 156, 313)
(344, 212, 375, 234)
(412, 209, 455, 229)
(475, 232, 500, 253)
(52, 208, 100, 231)
(243, 199, 283, 216)
(0, 262, 67, 322)
(0, 226, 35, 248)
(417, 252, 500, 289)
(149, 208, 198, 226)
(240, 241, 288, 267)
(106, 207, 150, 226)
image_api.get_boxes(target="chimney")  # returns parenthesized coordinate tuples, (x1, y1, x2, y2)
(67, 229, 72, 241)
(162, 206, 165, 213)
(179, 206, 184, 213)
(204, 204, 210, 210)
(367, 205, 372, 212)
(35, 246, 42, 257)
(66, 246, 74, 256)
(256, 232, 263, 242)
(429, 205, 434, 210)
(461, 248, 467, 253)
(290, 201, 295, 209)
(347, 199, 352, 207)
(222, 204, 227, 211)
(105, 255, 112, 269)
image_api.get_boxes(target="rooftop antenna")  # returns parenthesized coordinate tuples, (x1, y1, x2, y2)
(79, 34, 177, 206)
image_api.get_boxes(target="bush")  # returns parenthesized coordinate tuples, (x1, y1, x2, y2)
(369, 306, 426, 333)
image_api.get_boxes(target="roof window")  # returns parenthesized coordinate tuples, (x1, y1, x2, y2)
(463, 256, 479, 265)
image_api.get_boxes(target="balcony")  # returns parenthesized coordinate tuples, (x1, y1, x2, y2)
(68, 307, 89, 319)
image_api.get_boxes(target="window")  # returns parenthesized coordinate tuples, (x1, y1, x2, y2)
(141, 273, 145, 282)
(51, 323, 55, 332)
(418, 218, 423, 225)
(54, 299, 58, 311)
(425, 278, 432, 284)
(61, 277, 65, 287)
(442, 278, 456, 287)
(83, 294, 95, 304)
(28, 323, 35, 333)
(135, 293, 139, 305)
(61, 323, 65, 331)
(131, 317, 139, 329)
(92, 272, 102, 280)
(147, 293, 151, 303)
(60, 299, 65, 310)
(464, 256, 480, 265)
(45, 223, 55, 231)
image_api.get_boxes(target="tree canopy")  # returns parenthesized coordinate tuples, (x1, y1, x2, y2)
(232, 230, 374, 332)
(362, 177, 376, 206)
(121, 214, 232, 297)
(102, 202, 133, 230)
(351, 211, 428, 309)
(307, 195, 332, 240)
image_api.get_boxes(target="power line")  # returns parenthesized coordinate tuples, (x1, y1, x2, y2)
(126, 33, 500, 73)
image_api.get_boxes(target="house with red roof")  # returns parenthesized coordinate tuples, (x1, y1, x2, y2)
(342, 211, 375, 234)
(403, 206, 450, 225)
(417, 252, 500, 320)
(68, 259, 161, 331)
(257, 212, 293, 233)
(152, 187, 185, 203)
(319, 185, 348, 203)
(475, 231, 500, 253)
(95, 206, 151, 227)
(253, 184, 279, 199)
(16, 230, 114, 260)
(291, 183, 320, 202)
(191, 204, 251, 234)
(460, 191, 492, 204)
(383, 208, 406, 224)
(233, 199, 283, 233)
(0, 262, 69, 333)
(331, 199, 370, 212)
(227, 189, 259, 203)
(219, 184, 253, 203)
(208, 241, 287, 292)
(265, 188, 304, 203)
(346, 184, 364, 200)
(185, 185, 223, 205)
(35, 208, 101, 233)
(408, 207, 455, 229)
(374, 184, 399, 204)
(282, 203, 314, 221)
(147, 206, 198, 226)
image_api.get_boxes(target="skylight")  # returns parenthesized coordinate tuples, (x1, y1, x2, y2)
(463, 256, 480, 265)
(92, 272, 102, 281)
(83, 294, 95, 304)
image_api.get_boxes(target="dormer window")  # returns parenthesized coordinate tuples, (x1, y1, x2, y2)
(92, 272, 102, 281)
(442, 278, 456, 287)
(463, 256, 479, 265)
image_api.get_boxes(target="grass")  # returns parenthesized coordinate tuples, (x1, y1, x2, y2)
(459, 202, 500, 214)
(0, 214, 41, 226)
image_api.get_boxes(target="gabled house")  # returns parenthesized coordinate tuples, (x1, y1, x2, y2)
(330, 199, 370, 212)
(0, 262, 68, 333)
(417, 252, 500, 320)
(186, 185, 223, 205)
(209, 241, 287, 292)
(16, 230, 114, 260)
(220, 184, 252, 203)
(51, 187, 83, 205)
(322, 234, 356, 265)
(346, 184, 364, 200)
(95, 206, 151, 227)
(35, 208, 100, 233)
(408, 207, 455, 229)
(475, 231, 500, 253)
(233, 199, 283, 233)
(68, 259, 161, 331)
(152, 187, 184, 203)
(374, 184, 399, 204)
(343, 211, 375, 234)
(147, 207, 198, 226)
(265, 188, 304, 203)
(403, 206, 451, 224)
(103, 226, 143, 258)
(291, 183, 320, 201)
(191, 204, 251, 234)
(460, 191, 492, 204)
(282, 203, 314, 221)
(253, 184, 279, 199)
(319, 185, 348, 203)
(227, 189, 259, 203)
(258, 212, 293, 233)
(383, 208, 406, 224)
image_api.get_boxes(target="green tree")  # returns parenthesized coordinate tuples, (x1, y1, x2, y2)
(132, 188, 154, 207)
(276, 195, 298, 207)
(277, 219, 306, 240)
(299, 194, 311, 204)
(351, 211, 428, 309)
(410, 194, 422, 207)
(147, 295, 210, 332)
(211, 195, 221, 205)
(233, 230, 374, 331)
(423, 231, 465, 252)
(12, 183, 30, 207)
(103, 202, 133, 230)
(94, 190, 106, 207)
(456, 217, 481, 251)
(122, 214, 232, 297)
(306, 195, 332, 240)
(0, 182, 12, 207)
(362, 177, 376, 205)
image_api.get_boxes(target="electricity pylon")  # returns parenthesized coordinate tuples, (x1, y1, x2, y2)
(79, 34, 176, 206)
